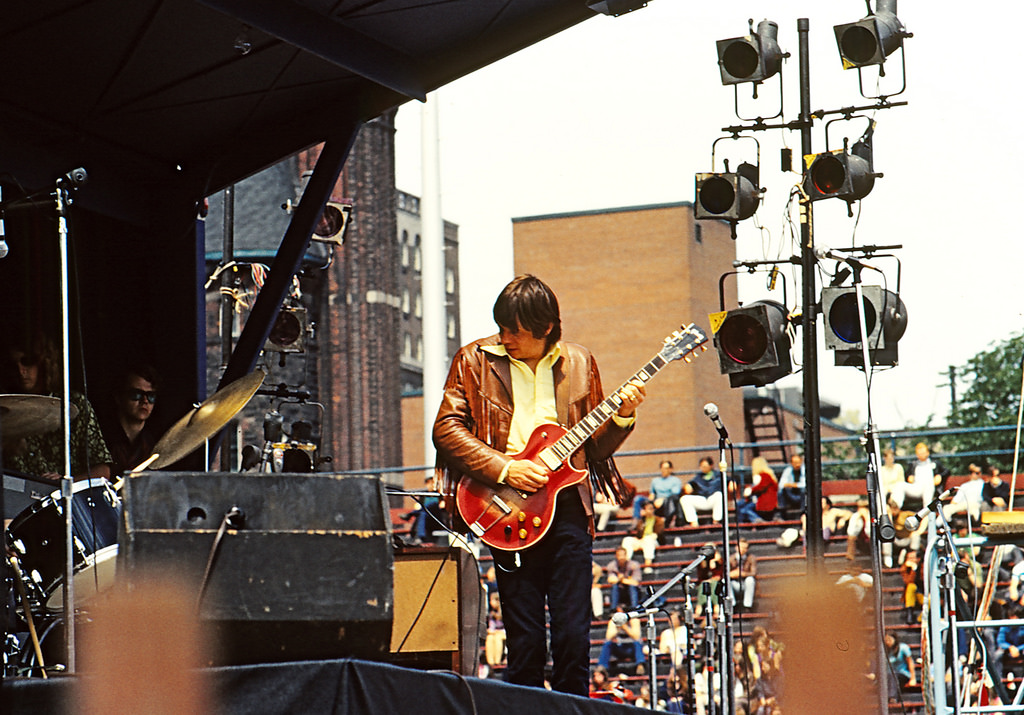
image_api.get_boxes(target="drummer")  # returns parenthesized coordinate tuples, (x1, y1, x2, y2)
(98, 364, 163, 478)
(2, 334, 112, 484)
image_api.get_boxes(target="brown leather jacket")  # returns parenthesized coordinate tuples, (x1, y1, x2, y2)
(433, 335, 634, 534)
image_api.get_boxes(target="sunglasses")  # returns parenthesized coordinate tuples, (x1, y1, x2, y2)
(126, 389, 157, 404)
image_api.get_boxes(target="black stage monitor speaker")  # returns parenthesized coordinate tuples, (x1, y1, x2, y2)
(120, 472, 393, 666)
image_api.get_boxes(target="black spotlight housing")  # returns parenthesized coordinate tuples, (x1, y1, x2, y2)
(695, 162, 761, 221)
(834, 0, 907, 70)
(713, 300, 793, 388)
(312, 201, 352, 245)
(803, 125, 876, 204)
(717, 19, 783, 85)
(266, 306, 308, 353)
(822, 286, 907, 367)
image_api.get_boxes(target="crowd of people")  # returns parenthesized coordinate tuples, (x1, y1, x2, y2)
(471, 442, 1020, 712)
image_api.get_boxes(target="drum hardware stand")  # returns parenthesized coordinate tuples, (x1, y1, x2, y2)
(7, 556, 46, 678)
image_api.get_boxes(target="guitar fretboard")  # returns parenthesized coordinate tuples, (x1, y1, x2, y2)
(544, 353, 670, 464)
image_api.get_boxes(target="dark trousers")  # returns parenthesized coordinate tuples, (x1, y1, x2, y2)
(493, 494, 592, 697)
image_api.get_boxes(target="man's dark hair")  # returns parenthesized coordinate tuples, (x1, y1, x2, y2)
(493, 274, 561, 349)
(121, 363, 161, 392)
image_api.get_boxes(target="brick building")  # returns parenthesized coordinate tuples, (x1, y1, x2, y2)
(510, 202, 743, 487)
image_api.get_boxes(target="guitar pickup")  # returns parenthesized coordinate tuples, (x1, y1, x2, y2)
(537, 447, 562, 472)
(491, 495, 512, 514)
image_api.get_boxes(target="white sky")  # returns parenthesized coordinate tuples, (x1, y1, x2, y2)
(395, 1, 1024, 431)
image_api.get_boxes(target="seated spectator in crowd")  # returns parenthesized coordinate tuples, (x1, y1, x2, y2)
(878, 447, 905, 507)
(593, 490, 620, 532)
(900, 549, 924, 624)
(733, 638, 754, 714)
(730, 538, 758, 610)
(777, 453, 806, 516)
(883, 497, 928, 568)
(484, 591, 506, 673)
(997, 602, 1024, 694)
(622, 499, 664, 573)
(592, 561, 607, 619)
(890, 442, 949, 510)
(744, 457, 779, 522)
(983, 465, 1011, 512)
(658, 609, 688, 670)
(695, 542, 725, 618)
(589, 665, 632, 703)
(649, 459, 683, 528)
(884, 630, 916, 698)
(659, 666, 692, 714)
(402, 473, 449, 545)
(681, 456, 729, 527)
(836, 563, 873, 602)
(846, 498, 872, 561)
(821, 496, 853, 544)
(750, 657, 783, 715)
(598, 606, 646, 675)
(944, 463, 986, 524)
(481, 565, 498, 597)
(606, 547, 642, 611)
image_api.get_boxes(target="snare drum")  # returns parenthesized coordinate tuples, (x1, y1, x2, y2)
(5, 478, 121, 611)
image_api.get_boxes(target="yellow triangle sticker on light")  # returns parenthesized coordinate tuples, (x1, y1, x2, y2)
(708, 311, 728, 335)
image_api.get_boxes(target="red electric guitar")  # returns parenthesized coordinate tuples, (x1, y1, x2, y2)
(455, 324, 708, 551)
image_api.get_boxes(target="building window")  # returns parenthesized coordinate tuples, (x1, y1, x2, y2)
(403, 333, 412, 359)
(416, 337, 423, 361)
(414, 292, 422, 319)
(445, 268, 455, 294)
(413, 234, 422, 271)
(447, 315, 456, 339)
(402, 288, 410, 315)
(694, 223, 703, 244)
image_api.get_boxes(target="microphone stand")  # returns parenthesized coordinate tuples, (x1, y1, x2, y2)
(847, 261, 891, 715)
(56, 178, 76, 672)
(683, 575, 699, 715)
(625, 549, 711, 711)
(702, 581, 717, 715)
(716, 441, 736, 715)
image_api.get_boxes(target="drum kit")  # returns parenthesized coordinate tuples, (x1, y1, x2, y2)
(2, 371, 266, 676)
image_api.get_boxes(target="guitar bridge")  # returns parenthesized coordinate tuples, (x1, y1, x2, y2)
(467, 494, 513, 538)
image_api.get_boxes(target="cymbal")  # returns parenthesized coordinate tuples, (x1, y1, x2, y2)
(144, 370, 265, 470)
(0, 394, 80, 440)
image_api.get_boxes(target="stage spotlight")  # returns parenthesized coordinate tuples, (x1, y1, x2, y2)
(312, 202, 352, 245)
(695, 162, 761, 221)
(712, 300, 793, 388)
(716, 20, 783, 85)
(803, 125, 876, 204)
(266, 306, 309, 353)
(834, 0, 908, 70)
(822, 286, 907, 367)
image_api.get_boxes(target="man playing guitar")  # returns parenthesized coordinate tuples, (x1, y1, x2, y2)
(433, 275, 645, 696)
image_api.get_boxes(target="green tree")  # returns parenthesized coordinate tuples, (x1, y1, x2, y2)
(945, 330, 1024, 472)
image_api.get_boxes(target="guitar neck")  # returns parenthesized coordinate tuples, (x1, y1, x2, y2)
(543, 351, 671, 465)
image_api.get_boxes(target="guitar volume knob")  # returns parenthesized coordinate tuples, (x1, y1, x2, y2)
(532, 516, 542, 528)
(518, 528, 528, 540)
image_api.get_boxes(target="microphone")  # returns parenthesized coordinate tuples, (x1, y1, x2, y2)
(703, 403, 730, 444)
(611, 610, 630, 627)
(903, 487, 958, 530)
(813, 247, 879, 272)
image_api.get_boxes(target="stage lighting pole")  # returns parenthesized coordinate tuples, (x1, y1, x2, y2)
(796, 19, 824, 573)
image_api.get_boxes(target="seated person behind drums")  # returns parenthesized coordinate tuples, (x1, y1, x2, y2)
(99, 364, 162, 477)
(2, 333, 112, 482)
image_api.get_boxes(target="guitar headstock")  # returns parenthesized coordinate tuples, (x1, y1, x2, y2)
(660, 324, 709, 363)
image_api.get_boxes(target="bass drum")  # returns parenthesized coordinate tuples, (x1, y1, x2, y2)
(5, 478, 122, 611)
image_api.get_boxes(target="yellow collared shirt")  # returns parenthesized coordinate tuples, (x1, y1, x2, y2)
(482, 342, 560, 455)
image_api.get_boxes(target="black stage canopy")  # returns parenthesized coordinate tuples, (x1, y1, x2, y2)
(0, 0, 594, 227)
